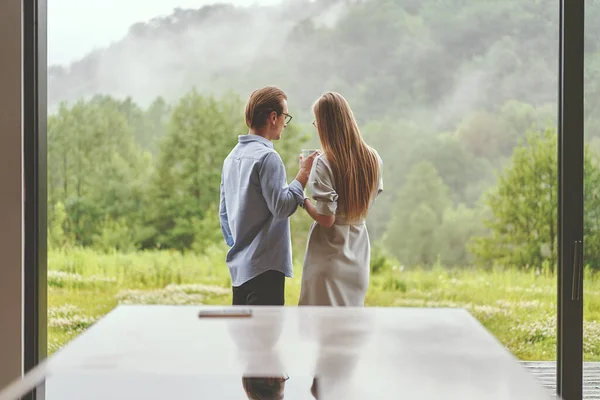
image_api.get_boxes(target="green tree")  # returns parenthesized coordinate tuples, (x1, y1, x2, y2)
(90, 95, 170, 154)
(456, 111, 513, 158)
(470, 130, 557, 269)
(144, 97, 171, 154)
(47, 99, 149, 247)
(190, 204, 224, 254)
(468, 129, 600, 270)
(145, 90, 245, 250)
(48, 201, 69, 250)
(361, 118, 433, 240)
(408, 133, 494, 205)
(584, 151, 600, 269)
(436, 204, 485, 267)
(384, 161, 452, 266)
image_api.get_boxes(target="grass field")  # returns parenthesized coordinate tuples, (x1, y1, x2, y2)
(48, 246, 600, 361)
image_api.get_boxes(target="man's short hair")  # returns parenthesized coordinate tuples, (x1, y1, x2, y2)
(244, 86, 287, 129)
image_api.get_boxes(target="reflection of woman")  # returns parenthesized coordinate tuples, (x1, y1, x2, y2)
(297, 308, 375, 399)
(299, 92, 383, 306)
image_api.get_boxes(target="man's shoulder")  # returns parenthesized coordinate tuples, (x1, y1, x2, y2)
(259, 149, 286, 170)
(228, 142, 277, 161)
(223, 145, 280, 178)
(224, 142, 240, 158)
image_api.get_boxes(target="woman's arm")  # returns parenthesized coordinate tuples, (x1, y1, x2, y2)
(303, 198, 335, 228)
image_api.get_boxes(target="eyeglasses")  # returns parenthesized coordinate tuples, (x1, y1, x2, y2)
(312, 120, 317, 128)
(282, 112, 293, 124)
(260, 110, 292, 124)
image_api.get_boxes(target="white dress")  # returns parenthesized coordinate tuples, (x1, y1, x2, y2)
(298, 153, 383, 307)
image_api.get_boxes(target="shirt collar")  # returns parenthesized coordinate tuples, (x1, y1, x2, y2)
(238, 134, 274, 149)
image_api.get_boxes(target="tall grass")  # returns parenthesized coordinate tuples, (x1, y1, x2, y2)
(48, 247, 600, 361)
(49, 245, 231, 288)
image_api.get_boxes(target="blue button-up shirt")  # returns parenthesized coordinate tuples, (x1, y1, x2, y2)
(219, 134, 305, 287)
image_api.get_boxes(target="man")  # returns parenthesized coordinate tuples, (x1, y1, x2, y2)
(219, 86, 318, 306)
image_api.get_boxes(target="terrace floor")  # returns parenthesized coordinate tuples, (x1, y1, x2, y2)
(522, 362, 600, 399)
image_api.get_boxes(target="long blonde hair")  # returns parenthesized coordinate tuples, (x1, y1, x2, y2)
(313, 92, 379, 219)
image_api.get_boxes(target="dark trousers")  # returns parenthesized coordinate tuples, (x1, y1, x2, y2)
(232, 270, 285, 306)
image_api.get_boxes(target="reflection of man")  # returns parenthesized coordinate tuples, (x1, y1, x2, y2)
(219, 86, 318, 306)
(227, 309, 288, 400)
(242, 376, 288, 400)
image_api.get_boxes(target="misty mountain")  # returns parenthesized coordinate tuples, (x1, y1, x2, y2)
(47, 0, 572, 131)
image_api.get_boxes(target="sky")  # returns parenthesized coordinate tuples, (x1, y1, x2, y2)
(48, 0, 283, 66)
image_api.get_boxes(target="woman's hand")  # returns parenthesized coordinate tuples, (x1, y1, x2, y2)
(303, 198, 335, 228)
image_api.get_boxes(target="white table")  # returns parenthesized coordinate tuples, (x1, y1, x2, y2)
(0, 306, 554, 399)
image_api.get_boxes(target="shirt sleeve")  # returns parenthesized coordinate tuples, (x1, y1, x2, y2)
(376, 152, 384, 198)
(219, 175, 234, 247)
(259, 151, 304, 219)
(308, 156, 339, 216)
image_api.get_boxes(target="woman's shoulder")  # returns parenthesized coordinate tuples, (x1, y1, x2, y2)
(312, 153, 333, 171)
(310, 153, 334, 182)
(315, 153, 329, 165)
(368, 147, 383, 166)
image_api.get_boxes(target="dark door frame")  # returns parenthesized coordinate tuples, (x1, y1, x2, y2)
(558, 0, 585, 399)
(23, 0, 48, 399)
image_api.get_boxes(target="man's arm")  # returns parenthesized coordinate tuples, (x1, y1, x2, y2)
(259, 152, 306, 219)
(219, 177, 234, 247)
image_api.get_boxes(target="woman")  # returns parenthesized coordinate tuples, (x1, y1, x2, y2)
(299, 92, 383, 307)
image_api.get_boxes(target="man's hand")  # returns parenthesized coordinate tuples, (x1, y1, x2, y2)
(296, 150, 320, 187)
